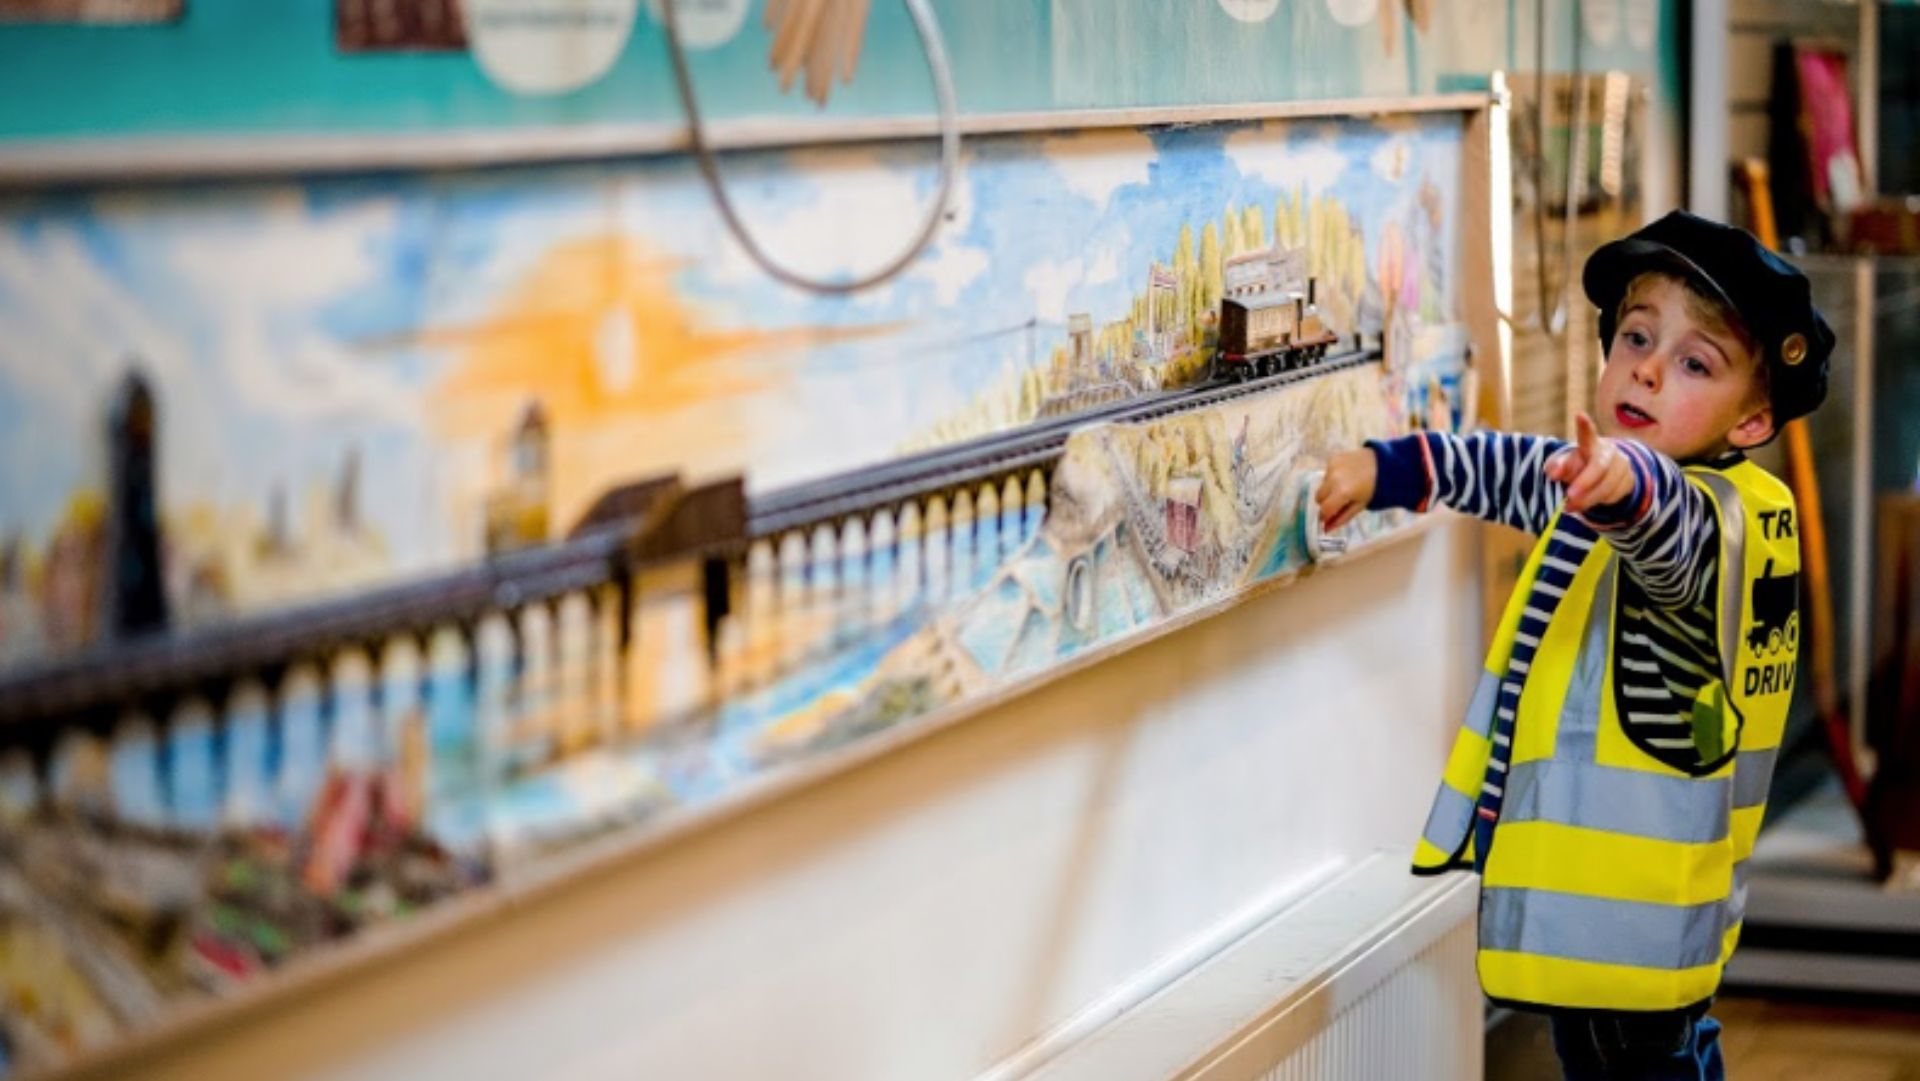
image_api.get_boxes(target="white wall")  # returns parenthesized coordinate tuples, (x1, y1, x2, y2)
(95, 518, 1483, 1081)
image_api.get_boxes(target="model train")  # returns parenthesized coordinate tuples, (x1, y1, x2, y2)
(1214, 276, 1341, 380)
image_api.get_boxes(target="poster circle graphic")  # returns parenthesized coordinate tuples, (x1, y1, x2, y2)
(463, 0, 640, 96)
(645, 0, 750, 49)
(1625, 0, 1657, 50)
(1324, 0, 1378, 28)
(1218, 0, 1282, 22)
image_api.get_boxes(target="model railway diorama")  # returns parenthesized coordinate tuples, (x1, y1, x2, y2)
(0, 232, 1409, 1076)
(0, 240, 1376, 737)
(0, 131, 1479, 1074)
(0, 330, 1382, 735)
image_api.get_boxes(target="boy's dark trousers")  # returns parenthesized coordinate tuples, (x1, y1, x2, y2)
(1548, 1010, 1725, 1080)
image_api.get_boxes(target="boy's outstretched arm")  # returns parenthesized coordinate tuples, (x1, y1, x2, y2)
(1316, 427, 1576, 537)
(1314, 415, 1723, 610)
(1320, 414, 1728, 610)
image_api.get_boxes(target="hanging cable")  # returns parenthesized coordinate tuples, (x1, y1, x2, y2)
(1531, 0, 1585, 337)
(660, 0, 962, 296)
(1530, 0, 1557, 333)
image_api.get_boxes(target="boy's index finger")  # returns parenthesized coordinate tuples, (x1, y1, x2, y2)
(1574, 411, 1598, 457)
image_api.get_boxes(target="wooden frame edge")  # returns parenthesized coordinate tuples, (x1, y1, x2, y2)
(0, 92, 1495, 188)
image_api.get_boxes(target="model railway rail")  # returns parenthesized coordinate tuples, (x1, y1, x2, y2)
(0, 345, 1380, 739)
(748, 344, 1379, 536)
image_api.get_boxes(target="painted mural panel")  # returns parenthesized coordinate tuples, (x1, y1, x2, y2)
(0, 113, 1468, 1075)
(0, 112, 1462, 666)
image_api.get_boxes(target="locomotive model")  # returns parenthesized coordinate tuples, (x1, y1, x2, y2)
(1746, 558, 1800, 655)
(1215, 276, 1340, 380)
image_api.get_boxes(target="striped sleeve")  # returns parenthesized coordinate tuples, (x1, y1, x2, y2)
(1366, 431, 1573, 537)
(1576, 441, 1720, 611)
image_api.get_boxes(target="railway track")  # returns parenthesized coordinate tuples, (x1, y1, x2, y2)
(0, 344, 1381, 731)
(748, 343, 1381, 536)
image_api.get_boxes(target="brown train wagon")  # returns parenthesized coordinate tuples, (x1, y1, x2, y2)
(1216, 282, 1339, 380)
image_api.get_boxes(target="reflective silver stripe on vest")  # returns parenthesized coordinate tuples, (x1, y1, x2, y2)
(1733, 746, 1778, 809)
(1421, 780, 1476, 853)
(1418, 672, 1502, 859)
(1501, 758, 1730, 843)
(1480, 887, 1728, 970)
(1551, 558, 1616, 765)
(1691, 471, 1748, 686)
(1463, 669, 1500, 739)
(1697, 472, 1771, 813)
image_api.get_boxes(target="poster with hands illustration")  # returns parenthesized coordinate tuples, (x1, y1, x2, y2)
(761, 0, 872, 106)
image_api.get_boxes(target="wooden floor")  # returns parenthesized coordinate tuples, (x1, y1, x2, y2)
(1487, 994, 1920, 1080)
(1715, 996, 1920, 1081)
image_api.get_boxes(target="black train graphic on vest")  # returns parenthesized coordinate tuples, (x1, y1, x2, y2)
(1746, 559, 1800, 656)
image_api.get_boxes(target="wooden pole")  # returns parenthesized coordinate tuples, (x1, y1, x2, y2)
(1739, 156, 1869, 811)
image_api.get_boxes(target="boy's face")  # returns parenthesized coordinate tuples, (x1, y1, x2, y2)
(1593, 275, 1774, 459)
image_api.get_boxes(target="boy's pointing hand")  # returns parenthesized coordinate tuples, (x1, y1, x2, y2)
(1547, 413, 1636, 516)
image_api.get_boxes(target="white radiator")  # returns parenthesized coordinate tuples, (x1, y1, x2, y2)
(1008, 854, 1483, 1081)
(1250, 908, 1481, 1081)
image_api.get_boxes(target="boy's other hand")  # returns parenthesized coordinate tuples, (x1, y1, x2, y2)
(1546, 413, 1635, 515)
(1316, 448, 1377, 531)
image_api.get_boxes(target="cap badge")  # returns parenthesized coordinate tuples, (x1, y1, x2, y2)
(1782, 333, 1808, 366)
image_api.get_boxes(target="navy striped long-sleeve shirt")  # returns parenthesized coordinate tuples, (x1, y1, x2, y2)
(1367, 430, 1737, 774)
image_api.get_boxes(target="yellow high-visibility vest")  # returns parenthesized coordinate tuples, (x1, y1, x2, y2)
(1413, 460, 1800, 1013)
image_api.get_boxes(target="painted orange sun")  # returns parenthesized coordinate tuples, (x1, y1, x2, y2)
(425, 234, 899, 536)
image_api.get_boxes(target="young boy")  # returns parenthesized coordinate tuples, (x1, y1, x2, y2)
(1315, 211, 1833, 1081)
